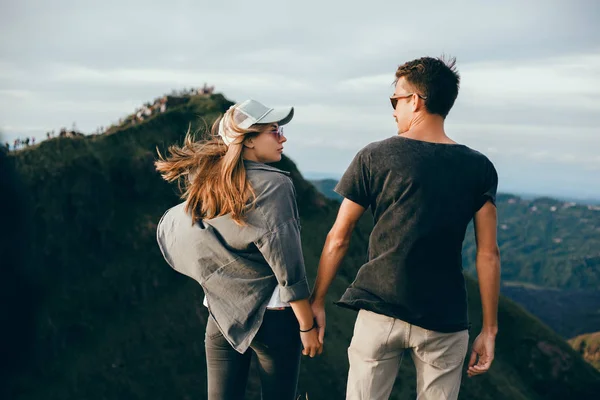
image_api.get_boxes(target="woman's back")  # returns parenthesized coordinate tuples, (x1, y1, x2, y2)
(156, 158, 309, 353)
(204, 159, 300, 254)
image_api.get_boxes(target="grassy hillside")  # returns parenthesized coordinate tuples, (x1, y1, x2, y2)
(4, 93, 600, 399)
(500, 284, 600, 338)
(463, 194, 600, 290)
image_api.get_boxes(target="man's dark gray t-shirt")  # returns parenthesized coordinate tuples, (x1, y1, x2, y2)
(334, 135, 498, 333)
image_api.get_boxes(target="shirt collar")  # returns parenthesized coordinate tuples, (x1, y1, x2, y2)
(243, 159, 290, 176)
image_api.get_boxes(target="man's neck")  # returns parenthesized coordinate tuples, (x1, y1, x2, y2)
(400, 114, 456, 144)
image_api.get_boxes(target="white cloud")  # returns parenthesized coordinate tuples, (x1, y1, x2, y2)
(335, 53, 600, 109)
(46, 64, 314, 93)
(1, 0, 600, 197)
(460, 54, 600, 109)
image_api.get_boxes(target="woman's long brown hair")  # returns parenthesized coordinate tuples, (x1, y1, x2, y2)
(155, 110, 260, 226)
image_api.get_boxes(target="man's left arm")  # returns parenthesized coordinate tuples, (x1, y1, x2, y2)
(468, 201, 501, 378)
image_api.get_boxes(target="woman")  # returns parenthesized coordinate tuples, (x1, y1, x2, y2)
(155, 99, 321, 400)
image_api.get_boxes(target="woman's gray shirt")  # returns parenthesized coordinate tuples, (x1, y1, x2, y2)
(156, 159, 309, 353)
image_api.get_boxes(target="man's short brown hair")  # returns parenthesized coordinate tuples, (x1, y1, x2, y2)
(394, 56, 460, 118)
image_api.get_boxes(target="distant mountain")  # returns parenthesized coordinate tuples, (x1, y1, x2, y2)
(4, 93, 599, 399)
(570, 332, 600, 371)
(517, 193, 600, 206)
(302, 171, 342, 180)
(309, 178, 343, 202)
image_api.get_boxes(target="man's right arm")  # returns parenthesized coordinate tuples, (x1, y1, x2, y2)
(468, 200, 501, 377)
(310, 198, 366, 343)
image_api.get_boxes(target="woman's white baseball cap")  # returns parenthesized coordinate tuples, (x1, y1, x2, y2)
(218, 99, 294, 146)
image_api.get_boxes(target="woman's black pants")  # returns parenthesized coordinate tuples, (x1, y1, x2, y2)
(205, 308, 302, 400)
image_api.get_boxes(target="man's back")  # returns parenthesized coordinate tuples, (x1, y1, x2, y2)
(334, 135, 498, 333)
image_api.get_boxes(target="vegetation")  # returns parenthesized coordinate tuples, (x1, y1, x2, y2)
(500, 284, 600, 339)
(4, 93, 599, 399)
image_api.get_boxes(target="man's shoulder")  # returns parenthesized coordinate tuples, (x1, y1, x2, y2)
(350, 136, 496, 169)
(461, 146, 495, 166)
(352, 137, 395, 159)
(365, 136, 396, 151)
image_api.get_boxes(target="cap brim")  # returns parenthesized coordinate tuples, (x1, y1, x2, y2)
(256, 106, 294, 126)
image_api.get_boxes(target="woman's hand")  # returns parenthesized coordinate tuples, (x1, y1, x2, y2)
(289, 298, 324, 357)
(300, 326, 323, 357)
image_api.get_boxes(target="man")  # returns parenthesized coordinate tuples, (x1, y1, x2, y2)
(310, 56, 500, 400)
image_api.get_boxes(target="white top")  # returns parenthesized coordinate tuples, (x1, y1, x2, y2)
(203, 286, 291, 309)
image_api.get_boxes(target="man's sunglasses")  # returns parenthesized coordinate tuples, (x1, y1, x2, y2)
(390, 93, 428, 109)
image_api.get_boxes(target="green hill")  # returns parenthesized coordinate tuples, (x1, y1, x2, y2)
(3, 93, 599, 399)
(499, 284, 600, 338)
(463, 194, 600, 290)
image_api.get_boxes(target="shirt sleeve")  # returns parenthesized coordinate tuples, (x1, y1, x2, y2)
(333, 148, 371, 209)
(254, 177, 310, 303)
(475, 158, 498, 211)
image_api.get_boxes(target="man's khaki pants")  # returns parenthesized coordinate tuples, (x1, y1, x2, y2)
(346, 309, 469, 400)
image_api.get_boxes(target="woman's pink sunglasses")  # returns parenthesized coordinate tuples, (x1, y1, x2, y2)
(270, 126, 284, 140)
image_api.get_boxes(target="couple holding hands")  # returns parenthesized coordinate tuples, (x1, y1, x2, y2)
(156, 56, 500, 400)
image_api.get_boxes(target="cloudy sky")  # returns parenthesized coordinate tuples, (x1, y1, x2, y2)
(1, 0, 599, 199)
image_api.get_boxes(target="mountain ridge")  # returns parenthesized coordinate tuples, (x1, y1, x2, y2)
(4, 92, 599, 399)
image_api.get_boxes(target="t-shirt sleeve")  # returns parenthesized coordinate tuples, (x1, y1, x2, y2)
(334, 148, 371, 209)
(476, 158, 498, 211)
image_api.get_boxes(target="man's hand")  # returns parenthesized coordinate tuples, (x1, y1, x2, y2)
(310, 300, 326, 345)
(300, 327, 323, 357)
(467, 331, 496, 377)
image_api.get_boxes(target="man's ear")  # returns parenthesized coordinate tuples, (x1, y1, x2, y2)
(412, 94, 421, 112)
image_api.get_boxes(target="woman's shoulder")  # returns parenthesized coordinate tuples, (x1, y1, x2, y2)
(246, 173, 297, 229)
(251, 172, 295, 204)
(246, 163, 294, 194)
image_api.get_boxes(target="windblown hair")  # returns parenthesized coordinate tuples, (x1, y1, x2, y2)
(155, 107, 261, 226)
(394, 55, 460, 118)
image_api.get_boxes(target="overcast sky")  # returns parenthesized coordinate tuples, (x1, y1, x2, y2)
(1, 0, 599, 199)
